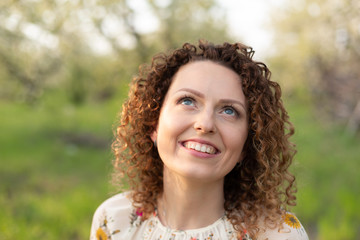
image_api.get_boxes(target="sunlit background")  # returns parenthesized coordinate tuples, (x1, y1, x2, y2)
(1, 0, 359, 239)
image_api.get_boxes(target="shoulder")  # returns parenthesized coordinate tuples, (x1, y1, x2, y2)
(90, 191, 134, 240)
(257, 212, 309, 240)
(94, 191, 133, 212)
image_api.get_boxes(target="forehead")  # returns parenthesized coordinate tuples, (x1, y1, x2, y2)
(167, 61, 244, 99)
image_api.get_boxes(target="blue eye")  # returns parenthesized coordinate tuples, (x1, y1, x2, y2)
(181, 98, 194, 106)
(223, 107, 237, 116)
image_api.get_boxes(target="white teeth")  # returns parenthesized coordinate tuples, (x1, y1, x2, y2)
(206, 146, 211, 153)
(200, 145, 207, 152)
(184, 141, 216, 154)
(195, 144, 201, 151)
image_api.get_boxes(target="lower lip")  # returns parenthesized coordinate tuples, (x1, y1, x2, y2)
(180, 143, 218, 159)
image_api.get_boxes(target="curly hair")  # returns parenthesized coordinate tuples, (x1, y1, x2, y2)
(112, 40, 297, 239)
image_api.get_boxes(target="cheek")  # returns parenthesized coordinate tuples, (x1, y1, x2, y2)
(224, 127, 248, 153)
(157, 109, 188, 141)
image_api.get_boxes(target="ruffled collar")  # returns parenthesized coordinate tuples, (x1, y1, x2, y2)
(127, 209, 251, 240)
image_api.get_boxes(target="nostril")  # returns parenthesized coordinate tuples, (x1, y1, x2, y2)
(193, 122, 216, 133)
(193, 110, 216, 133)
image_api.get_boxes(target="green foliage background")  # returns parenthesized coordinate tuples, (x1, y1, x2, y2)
(1, 91, 359, 240)
(1, 0, 359, 239)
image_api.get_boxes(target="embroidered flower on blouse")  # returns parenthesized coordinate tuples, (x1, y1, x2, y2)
(283, 213, 301, 229)
(241, 233, 252, 240)
(239, 229, 252, 240)
(96, 227, 108, 240)
(96, 214, 121, 240)
(130, 208, 145, 228)
(206, 233, 214, 239)
(136, 209, 144, 217)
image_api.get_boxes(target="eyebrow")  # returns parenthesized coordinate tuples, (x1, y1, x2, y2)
(175, 88, 246, 110)
(176, 88, 205, 98)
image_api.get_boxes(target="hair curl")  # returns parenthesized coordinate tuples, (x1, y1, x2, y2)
(112, 40, 297, 239)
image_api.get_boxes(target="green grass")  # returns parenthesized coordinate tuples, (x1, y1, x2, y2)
(0, 94, 359, 239)
(0, 95, 123, 240)
(286, 97, 360, 240)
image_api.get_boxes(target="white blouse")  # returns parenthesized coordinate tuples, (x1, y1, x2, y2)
(90, 192, 309, 240)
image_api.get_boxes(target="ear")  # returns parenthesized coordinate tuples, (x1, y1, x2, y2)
(150, 130, 157, 142)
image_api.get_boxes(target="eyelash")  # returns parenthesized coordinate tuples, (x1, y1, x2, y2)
(177, 95, 195, 105)
(177, 95, 240, 118)
(222, 105, 239, 117)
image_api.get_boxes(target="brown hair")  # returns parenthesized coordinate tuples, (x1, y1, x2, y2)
(112, 40, 296, 238)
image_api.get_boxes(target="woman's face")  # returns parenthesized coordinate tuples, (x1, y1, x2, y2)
(153, 61, 248, 182)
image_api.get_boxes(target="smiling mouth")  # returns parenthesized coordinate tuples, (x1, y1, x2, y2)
(182, 141, 218, 154)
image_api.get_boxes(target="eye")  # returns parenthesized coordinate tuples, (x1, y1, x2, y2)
(222, 106, 238, 116)
(179, 97, 195, 106)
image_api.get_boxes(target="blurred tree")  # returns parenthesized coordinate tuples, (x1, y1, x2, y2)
(93, 0, 231, 67)
(0, 0, 232, 105)
(147, 0, 229, 49)
(269, 0, 360, 133)
(0, 0, 62, 103)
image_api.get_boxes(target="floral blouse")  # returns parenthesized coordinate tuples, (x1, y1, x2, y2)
(90, 192, 309, 240)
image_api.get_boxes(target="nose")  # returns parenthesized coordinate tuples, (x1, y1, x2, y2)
(194, 108, 216, 134)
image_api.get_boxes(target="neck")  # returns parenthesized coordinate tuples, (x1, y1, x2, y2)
(157, 167, 225, 230)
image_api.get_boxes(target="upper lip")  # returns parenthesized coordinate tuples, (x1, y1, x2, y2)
(180, 138, 220, 153)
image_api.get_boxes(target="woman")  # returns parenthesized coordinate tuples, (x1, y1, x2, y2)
(90, 41, 309, 240)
